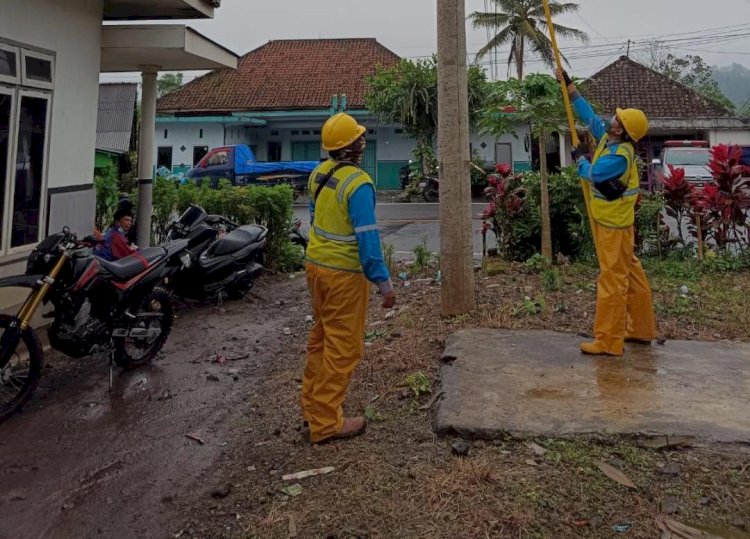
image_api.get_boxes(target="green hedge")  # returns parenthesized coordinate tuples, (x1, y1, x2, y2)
(129, 177, 299, 271)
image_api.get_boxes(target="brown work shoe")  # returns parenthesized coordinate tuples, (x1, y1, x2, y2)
(333, 416, 367, 439)
(311, 417, 368, 444)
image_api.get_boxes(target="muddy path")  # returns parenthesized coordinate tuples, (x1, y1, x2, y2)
(0, 276, 309, 539)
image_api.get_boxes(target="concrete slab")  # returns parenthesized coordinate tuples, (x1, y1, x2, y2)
(435, 329, 750, 443)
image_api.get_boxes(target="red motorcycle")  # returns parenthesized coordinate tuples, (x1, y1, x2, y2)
(0, 228, 189, 423)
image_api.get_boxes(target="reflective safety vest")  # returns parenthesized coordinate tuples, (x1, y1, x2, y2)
(587, 136, 640, 228)
(305, 159, 374, 273)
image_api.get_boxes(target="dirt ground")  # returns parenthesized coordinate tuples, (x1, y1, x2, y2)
(173, 262, 750, 539)
(1, 262, 749, 539)
(0, 277, 309, 539)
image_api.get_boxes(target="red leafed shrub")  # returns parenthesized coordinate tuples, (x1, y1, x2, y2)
(689, 144, 750, 250)
(480, 163, 533, 259)
(662, 165, 694, 244)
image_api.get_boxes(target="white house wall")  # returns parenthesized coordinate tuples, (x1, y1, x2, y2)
(159, 122, 224, 168)
(709, 129, 750, 146)
(0, 0, 101, 274)
(157, 120, 533, 186)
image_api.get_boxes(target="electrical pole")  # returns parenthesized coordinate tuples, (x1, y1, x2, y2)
(437, 0, 475, 316)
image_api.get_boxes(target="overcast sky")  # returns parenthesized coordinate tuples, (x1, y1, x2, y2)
(103, 0, 750, 83)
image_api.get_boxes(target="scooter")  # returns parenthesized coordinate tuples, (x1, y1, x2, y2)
(166, 205, 267, 301)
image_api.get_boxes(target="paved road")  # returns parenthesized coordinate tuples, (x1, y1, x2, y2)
(294, 203, 489, 258)
(294, 202, 725, 258)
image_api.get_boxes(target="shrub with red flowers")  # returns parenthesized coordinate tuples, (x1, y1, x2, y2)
(689, 144, 750, 250)
(481, 163, 538, 260)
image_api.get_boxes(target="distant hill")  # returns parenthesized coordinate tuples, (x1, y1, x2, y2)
(712, 63, 750, 110)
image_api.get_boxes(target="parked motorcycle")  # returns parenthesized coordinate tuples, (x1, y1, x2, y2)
(420, 175, 440, 202)
(0, 228, 190, 423)
(289, 217, 308, 253)
(166, 205, 267, 301)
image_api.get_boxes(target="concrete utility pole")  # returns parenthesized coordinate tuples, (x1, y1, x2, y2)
(436, 0, 475, 316)
(136, 66, 159, 248)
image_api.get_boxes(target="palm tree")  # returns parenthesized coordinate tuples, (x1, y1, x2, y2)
(470, 0, 589, 80)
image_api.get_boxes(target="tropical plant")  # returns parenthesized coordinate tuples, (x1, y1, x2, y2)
(482, 164, 538, 261)
(481, 165, 592, 262)
(634, 192, 676, 256)
(365, 57, 488, 170)
(689, 144, 750, 250)
(157, 72, 184, 98)
(481, 74, 570, 258)
(93, 165, 119, 231)
(470, 0, 588, 80)
(661, 165, 695, 245)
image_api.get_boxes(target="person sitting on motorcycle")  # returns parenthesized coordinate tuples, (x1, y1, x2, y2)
(96, 208, 138, 261)
(116, 193, 138, 244)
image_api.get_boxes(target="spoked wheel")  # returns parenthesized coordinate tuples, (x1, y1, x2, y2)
(0, 315, 44, 423)
(113, 287, 173, 370)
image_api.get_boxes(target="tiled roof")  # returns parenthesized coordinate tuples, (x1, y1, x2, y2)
(581, 56, 731, 118)
(96, 83, 137, 154)
(157, 38, 400, 113)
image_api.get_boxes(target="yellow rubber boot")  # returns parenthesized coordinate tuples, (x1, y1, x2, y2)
(580, 341, 623, 356)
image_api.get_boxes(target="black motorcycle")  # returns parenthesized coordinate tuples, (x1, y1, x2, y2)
(0, 228, 190, 423)
(166, 205, 267, 301)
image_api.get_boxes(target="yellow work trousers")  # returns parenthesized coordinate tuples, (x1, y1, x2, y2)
(301, 262, 370, 442)
(591, 222, 657, 355)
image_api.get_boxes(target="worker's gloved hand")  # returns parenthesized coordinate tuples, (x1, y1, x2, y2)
(556, 69, 574, 86)
(571, 144, 591, 163)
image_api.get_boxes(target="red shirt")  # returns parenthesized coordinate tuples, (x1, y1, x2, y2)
(110, 230, 132, 260)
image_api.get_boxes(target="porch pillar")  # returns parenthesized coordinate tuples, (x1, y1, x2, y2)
(136, 66, 159, 247)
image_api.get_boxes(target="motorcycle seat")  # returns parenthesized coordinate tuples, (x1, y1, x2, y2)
(210, 227, 265, 256)
(99, 247, 166, 281)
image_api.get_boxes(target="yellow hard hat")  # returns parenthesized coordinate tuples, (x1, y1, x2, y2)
(321, 113, 366, 151)
(616, 108, 649, 142)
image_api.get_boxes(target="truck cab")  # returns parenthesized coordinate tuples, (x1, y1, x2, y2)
(651, 140, 711, 189)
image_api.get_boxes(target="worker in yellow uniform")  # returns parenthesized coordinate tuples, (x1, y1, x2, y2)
(301, 113, 396, 443)
(559, 70, 657, 356)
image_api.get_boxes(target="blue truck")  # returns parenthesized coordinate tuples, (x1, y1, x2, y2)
(184, 144, 319, 196)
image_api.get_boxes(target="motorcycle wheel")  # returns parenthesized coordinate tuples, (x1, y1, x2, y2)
(113, 287, 173, 370)
(0, 315, 44, 424)
(423, 184, 439, 202)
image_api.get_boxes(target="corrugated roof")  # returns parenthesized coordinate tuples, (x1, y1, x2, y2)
(96, 83, 137, 154)
(581, 56, 732, 119)
(156, 38, 401, 113)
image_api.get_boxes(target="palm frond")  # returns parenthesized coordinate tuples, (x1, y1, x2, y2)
(470, 11, 512, 30)
(491, 0, 529, 14)
(475, 26, 515, 60)
(536, 20, 590, 43)
(522, 20, 556, 68)
(529, 1, 583, 17)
